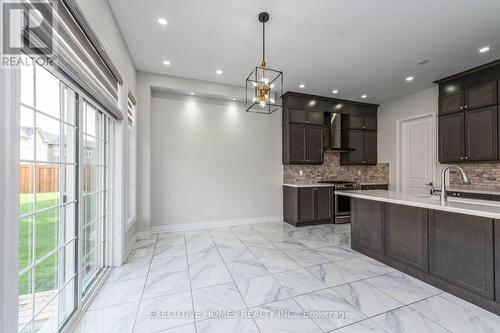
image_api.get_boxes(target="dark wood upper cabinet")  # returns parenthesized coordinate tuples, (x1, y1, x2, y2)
(465, 106, 497, 161)
(282, 92, 378, 165)
(340, 129, 377, 165)
(282, 125, 322, 165)
(286, 125, 306, 164)
(307, 111, 324, 126)
(287, 108, 324, 126)
(438, 105, 498, 163)
(439, 112, 465, 162)
(347, 114, 377, 130)
(436, 61, 500, 164)
(465, 81, 497, 110)
(362, 131, 378, 164)
(439, 93, 464, 115)
(289, 108, 308, 124)
(306, 127, 323, 163)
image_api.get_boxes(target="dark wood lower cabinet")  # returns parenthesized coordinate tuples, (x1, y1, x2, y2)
(495, 220, 500, 302)
(429, 211, 494, 299)
(283, 186, 332, 226)
(385, 204, 428, 272)
(351, 198, 384, 253)
(350, 198, 500, 314)
(298, 188, 315, 221)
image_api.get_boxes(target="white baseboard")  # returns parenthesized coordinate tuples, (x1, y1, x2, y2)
(136, 230, 153, 240)
(123, 233, 138, 264)
(150, 216, 283, 234)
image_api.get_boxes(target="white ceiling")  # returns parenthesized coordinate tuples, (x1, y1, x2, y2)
(108, 0, 500, 104)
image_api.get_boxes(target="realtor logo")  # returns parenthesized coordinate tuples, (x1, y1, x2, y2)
(2, 0, 54, 55)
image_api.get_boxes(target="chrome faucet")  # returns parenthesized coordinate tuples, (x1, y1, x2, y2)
(440, 165, 470, 203)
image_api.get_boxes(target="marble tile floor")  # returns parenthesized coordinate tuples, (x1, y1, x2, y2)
(74, 222, 500, 333)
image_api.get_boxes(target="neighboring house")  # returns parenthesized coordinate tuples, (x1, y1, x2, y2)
(21, 127, 96, 164)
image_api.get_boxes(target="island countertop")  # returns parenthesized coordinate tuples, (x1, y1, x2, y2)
(335, 189, 500, 219)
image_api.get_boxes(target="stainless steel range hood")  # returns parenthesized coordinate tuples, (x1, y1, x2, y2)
(323, 113, 355, 152)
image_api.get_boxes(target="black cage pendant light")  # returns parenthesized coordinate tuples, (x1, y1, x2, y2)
(246, 12, 283, 114)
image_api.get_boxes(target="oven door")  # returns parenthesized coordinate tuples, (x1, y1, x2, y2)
(335, 194, 351, 223)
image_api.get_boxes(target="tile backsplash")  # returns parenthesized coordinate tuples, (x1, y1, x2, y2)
(283, 151, 389, 184)
(449, 163, 500, 187)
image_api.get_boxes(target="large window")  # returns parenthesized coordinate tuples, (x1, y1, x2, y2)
(19, 59, 110, 332)
(81, 101, 108, 295)
(127, 94, 137, 225)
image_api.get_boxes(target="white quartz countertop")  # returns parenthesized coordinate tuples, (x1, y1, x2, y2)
(335, 190, 500, 219)
(282, 183, 336, 188)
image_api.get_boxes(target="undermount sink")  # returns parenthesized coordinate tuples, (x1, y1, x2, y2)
(416, 194, 500, 207)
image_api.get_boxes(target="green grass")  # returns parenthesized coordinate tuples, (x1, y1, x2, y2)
(19, 192, 100, 295)
(19, 192, 59, 295)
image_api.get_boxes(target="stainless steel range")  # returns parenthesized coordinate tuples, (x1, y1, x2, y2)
(318, 180, 361, 224)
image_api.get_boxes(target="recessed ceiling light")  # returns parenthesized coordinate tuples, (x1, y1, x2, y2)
(479, 46, 490, 53)
(190, 92, 194, 95)
(406, 76, 414, 82)
(332, 90, 338, 94)
(232, 97, 236, 101)
(299, 84, 305, 89)
(158, 18, 167, 25)
(361, 94, 367, 99)
(163, 60, 171, 66)
(216, 70, 223, 75)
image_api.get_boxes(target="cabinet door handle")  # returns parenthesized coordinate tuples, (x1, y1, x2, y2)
(460, 106, 464, 109)
(465, 156, 468, 160)
(460, 157, 464, 160)
(464, 105, 468, 109)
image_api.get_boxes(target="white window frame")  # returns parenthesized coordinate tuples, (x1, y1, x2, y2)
(126, 93, 137, 228)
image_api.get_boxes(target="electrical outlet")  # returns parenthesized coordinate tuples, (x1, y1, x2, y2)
(358, 170, 361, 176)
(299, 170, 304, 176)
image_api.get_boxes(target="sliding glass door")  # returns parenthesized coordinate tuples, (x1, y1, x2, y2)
(19, 58, 110, 332)
(80, 101, 108, 296)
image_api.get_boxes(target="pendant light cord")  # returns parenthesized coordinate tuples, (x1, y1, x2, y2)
(262, 21, 266, 67)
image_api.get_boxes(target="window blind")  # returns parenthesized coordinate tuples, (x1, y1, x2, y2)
(22, 0, 124, 120)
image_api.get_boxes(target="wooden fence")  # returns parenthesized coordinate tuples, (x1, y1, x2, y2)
(20, 165, 58, 193)
(20, 165, 97, 193)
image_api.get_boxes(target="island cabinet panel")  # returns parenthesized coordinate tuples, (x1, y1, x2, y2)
(385, 204, 428, 272)
(495, 220, 500, 302)
(429, 211, 494, 299)
(351, 198, 385, 253)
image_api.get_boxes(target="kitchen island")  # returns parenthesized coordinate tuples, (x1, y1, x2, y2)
(336, 189, 500, 315)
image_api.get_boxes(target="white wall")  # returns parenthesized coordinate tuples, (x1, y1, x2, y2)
(150, 92, 283, 230)
(137, 71, 272, 235)
(378, 86, 440, 189)
(76, 0, 137, 262)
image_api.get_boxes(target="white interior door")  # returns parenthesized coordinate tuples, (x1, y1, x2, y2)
(400, 115, 435, 194)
